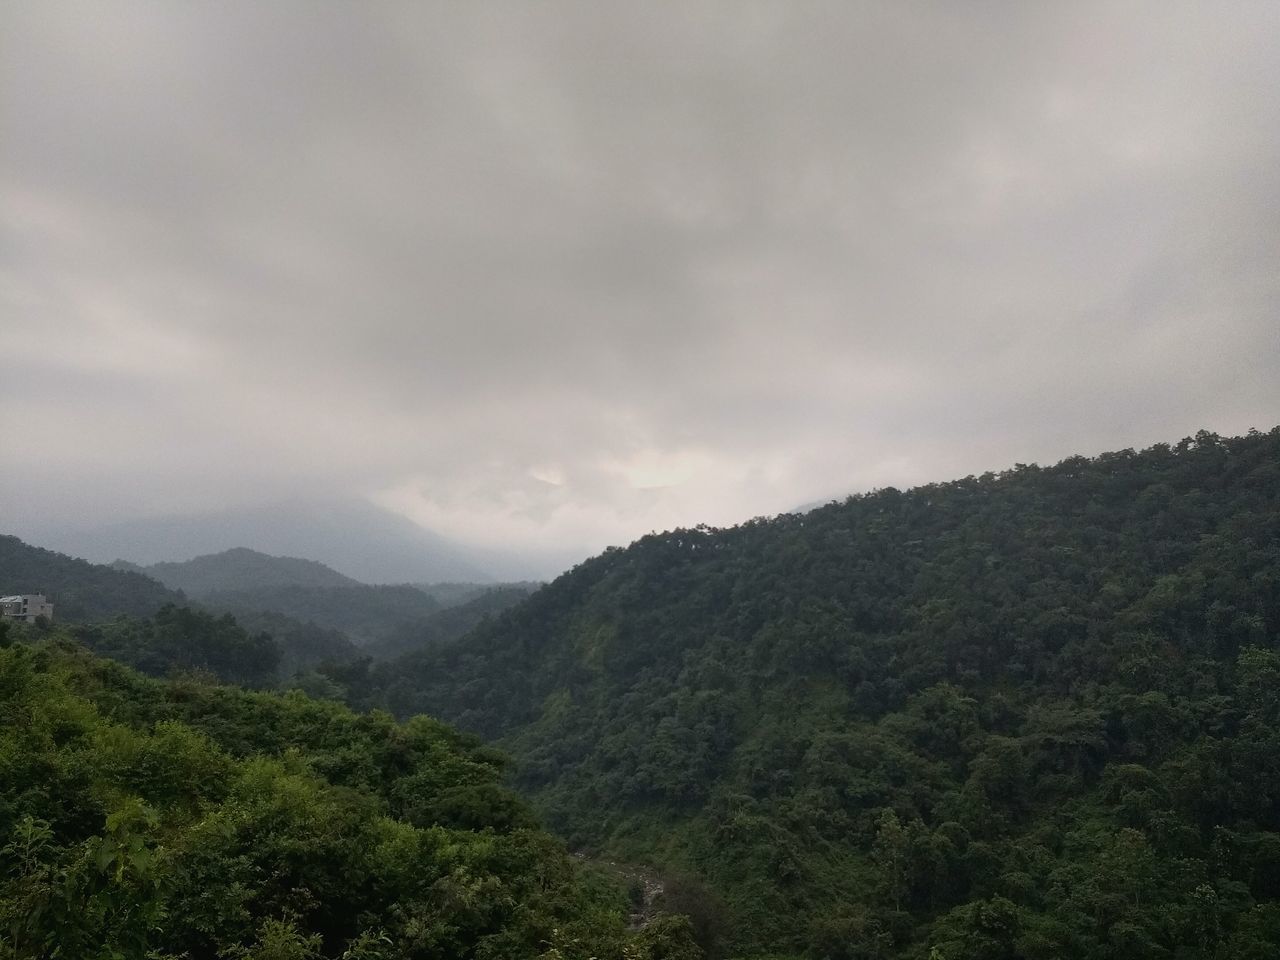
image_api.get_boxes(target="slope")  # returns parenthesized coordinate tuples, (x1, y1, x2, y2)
(368, 427, 1280, 957)
(136, 546, 362, 596)
(0, 627, 700, 959)
(0, 534, 185, 620)
(203, 582, 443, 646)
(363, 585, 537, 660)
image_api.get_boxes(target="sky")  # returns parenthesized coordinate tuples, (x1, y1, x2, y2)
(3, 1, 1279, 574)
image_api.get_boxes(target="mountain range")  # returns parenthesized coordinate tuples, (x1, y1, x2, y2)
(4, 427, 1279, 957)
(13, 498, 529, 583)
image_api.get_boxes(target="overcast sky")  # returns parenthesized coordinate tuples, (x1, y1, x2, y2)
(3, 1, 1278, 569)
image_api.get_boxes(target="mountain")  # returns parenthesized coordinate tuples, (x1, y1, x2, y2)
(201, 583, 444, 647)
(20, 499, 499, 583)
(362, 427, 1280, 957)
(0, 537, 359, 682)
(0, 534, 184, 620)
(132, 547, 362, 596)
(0, 631, 694, 958)
(362, 584, 537, 660)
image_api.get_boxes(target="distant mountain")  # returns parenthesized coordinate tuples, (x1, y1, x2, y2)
(202, 583, 443, 646)
(223, 608, 361, 677)
(363, 585, 537, 660)
(132, 547, 361, 597)
(0, 535, 361, 682)
(22, 499, 498, 584)
(0, 534, 184, 620)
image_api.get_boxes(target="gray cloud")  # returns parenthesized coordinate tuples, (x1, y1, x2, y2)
(3, 1, 1278, 570)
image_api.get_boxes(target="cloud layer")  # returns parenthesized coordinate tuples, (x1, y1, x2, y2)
(4, 1, 1278, 569)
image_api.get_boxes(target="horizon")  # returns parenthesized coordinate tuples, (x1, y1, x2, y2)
(8, 421, 1273, 583)
(4, 2, 1278, 576)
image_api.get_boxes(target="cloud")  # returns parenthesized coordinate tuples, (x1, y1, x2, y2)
(3, 1, 1278, 571)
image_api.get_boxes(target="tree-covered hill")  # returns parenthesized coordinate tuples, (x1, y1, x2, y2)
(0, 625, 701, 959)
(0, 535, 184, 620)
(201, 583, 444, 647)
(363, 585, 537, 660)
(130, 547, 363, 596)
(1, 539, 359, 685)
(365, 428, 1280, 958)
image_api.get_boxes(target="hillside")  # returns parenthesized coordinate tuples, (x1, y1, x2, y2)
(1, 538, 359, 683)
(133, 546, 362, 596)
(363, 585, 537, 660)
(365, 428, 1280, 957)
(0, 626, 699, 958)
(0, 534, 184, 620)
(203, 582, 444, 646)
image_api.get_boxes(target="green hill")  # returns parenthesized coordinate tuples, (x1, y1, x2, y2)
(1, 539, 358, 685)
(363, 585, 537, 660)
(0, 627, 698, 958)
(366, 428, 1280, 957)
(136, 547, 363, 596)
(0, 534, 184, 620)
(203, 583, 443, 646)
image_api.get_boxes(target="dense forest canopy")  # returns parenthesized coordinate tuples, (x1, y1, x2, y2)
(344, 428, 1280, 958)
(0, 625, 701, 959)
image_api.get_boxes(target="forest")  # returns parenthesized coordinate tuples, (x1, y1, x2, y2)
(2, 427, 1279, 958)
(0, 623, 699, 959)
(338, 428, 1280, 958)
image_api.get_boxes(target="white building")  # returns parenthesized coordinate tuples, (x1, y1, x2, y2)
(0, 594, 54, 622)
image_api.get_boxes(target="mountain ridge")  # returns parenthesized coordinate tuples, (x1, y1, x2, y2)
(129, 546, 362, 596)
(351, 426, 1280, 956)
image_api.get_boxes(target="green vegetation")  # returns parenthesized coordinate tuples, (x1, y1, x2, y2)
(134, 547, 362, 596)
(227, 609, 361, 677)
(202, 584, 444, 647)
(361, 428, 1280, 957)
(365, 586, 536, 660)
(0, 624, 700, 959)
(0, 535, 183, 620)
(67, 605, 283, 689)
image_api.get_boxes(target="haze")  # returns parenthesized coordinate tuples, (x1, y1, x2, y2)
(4, 1, 1278, 577)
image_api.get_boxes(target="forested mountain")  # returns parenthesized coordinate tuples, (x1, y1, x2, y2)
(0, 535, 184, 620)
(202, 583, 444, 646)
(1, 539, 358, 684)
(361, 428, 1280, 958)
(27, 499, 499, 583)
(364, 585, 537, 660)
(127, 547, 362, 596)
(226, 608, 361, 677)
(64, 604, 283, 688)
(0, 625, 700, 958)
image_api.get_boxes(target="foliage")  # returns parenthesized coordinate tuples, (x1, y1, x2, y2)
(0, 638, 676, 959)
(138, 547, 362, 597)
(68, 604, 283, 688)
(202, 584, 443, 646)
(228, 609, 361, 677)
(360, 428, 1280, 957)
(364, 587, 536, 660)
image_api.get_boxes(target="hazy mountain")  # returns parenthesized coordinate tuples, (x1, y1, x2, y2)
(132, 547, 362, 596)
(21, 499, 499, 584)
(202, 582, 443, 647)
(363, 585, 538, 660)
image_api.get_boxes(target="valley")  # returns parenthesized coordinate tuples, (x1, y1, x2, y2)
(3, 428, 1278, 957)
